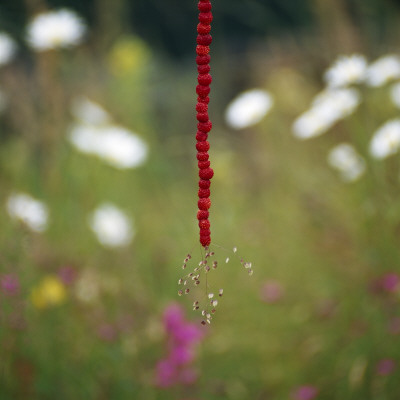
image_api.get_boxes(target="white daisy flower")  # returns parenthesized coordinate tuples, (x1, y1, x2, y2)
(6, 193, 49, 232)
(89, 203, 134, 248)
(327, 143, 366, 182)
(292, 88, 361, 139)
(0, 32, 17, 66)
(390, 82, 400, 109)
(225, 89, 273, 129)
(324, 54, 368, 88)
(71, 97, 111, 126)
(26, 9, 87, 51)
(366, 55, 400, 87)
(69, 124, 148, 169)
(369, 119, 400, 159)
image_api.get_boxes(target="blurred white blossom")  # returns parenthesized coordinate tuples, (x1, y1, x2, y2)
(390, 82, 400, 109)
(366, 55, 400, 87)
(292, 88, 361, 139)
(225, 89, 273, 129)
(69, 124, 148, 169)
(0, 32, 17, 66)
(26, 9, 87, 51)
(6, 193, 49, 232)
(89, 203, 134, 248)
(71, 97, 111, 126)
(324, 54, 368, 88)
(327, 143, 366, 182)
(369, 119, 400, 159)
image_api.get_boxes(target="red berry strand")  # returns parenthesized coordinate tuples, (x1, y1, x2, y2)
(195, 0, 213, 247)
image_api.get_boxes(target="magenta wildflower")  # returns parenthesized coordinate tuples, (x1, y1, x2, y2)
(155, 303, 205, 388)
(292, 385, 319, 400)
(381, 273, 400, 293)
(260, 280, 284, 303)
(0, 274, 20, 296)
(58, 265, 78, 285)
(97, 323, 117, 342)
(376, 359, 396, 376)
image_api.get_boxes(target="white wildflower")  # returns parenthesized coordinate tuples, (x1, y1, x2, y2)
(89, 203, 134, 248)
(390, 82, 400, 109)
(225, 89, 273, 129)
(26, 9, 87, 51)
(369, 119, 400, 159)
(366, 55, 400, 87)
(324, 54, 368, 88)
(0, 32, 17, 66)
(71, 97, 111, 126)
(6, 193, 49, 232)
(292, 88, 361, 139)
(69, 124, 148, 169)
(327, 143, 366, 182)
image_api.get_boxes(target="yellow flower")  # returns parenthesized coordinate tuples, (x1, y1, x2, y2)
(108, 35, 151, 76)
(31, 276, 67, 309)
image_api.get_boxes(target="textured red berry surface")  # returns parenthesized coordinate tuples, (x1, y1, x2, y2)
(198, 198, 211, 210)
(198, 188, 211, 198)
(198, 2, 212, 12)
(196, 85, 210, 97)
(197, 23, 211, 35)
(198, 121, 212, 133)
(196, 45, 210, 56)
(196, 112, 209, 122)
(199, 167, 214, 180)
(196, 131, 208, 141)
(198, 179, 211, 189)
(197, 210, 209, 220)
(197, 34, 212, 46)
(196, 103, 208, 113)
(199, 219, 210, 229)
(198, 74, 212, 86)
(196, 141, 210, 152)
(196, 55, 211, 65)
(197, 64, 211, 74)
(199, 12, 213, 24)
(198, 160, 211, 169)
(200, 235, 211, 246)
(197, 152, 209, 161)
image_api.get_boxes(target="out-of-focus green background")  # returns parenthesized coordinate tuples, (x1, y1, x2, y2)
(1, 0, 400, 399)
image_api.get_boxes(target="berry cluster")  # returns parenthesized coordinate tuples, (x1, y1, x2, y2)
(196, 0, 214, 247)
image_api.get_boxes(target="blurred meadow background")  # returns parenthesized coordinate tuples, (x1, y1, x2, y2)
(1, 0, 400, 399)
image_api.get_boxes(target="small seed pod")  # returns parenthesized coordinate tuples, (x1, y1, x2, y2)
(198, 197, 211, 210)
